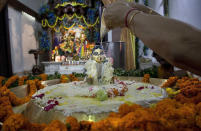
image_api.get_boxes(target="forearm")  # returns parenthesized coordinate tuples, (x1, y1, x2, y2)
(129, 11, 201, 75)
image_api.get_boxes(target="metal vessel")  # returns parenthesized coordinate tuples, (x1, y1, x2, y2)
(100, 41, 126, 69)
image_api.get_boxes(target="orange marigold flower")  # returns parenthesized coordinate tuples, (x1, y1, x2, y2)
(26, 80, 37, 96)
(80, 121, 93, 131)
(9, 91, 31, 106)
(3, 114, 28, 131)
(176, 77, 200, 89)
(7, 80, 38, 106)
(38, 74, 48, 81)
(27, 123, 47, 131)
(142, 74, 150, 83)
(34, 79, 45, 90)
(66, 116, 80, 131)
(175, 92, 201, 104)
(43, 120, 67, 131)
(61, 75, 69, 83)
(196, 102, 201, 115)
(118, 103, 142, 117)
(0, 96, 14, 122)
(4, 75, 19, 88)
(18, 76, 28, 86)
(0, 76, 5, 87)
(0, 86, 10, 97)
(108, 112, 121, 118)
(196, 115, 201, 128)
(118, 103, 132, 117)
(121, 109, 158, 131)
(91, 118, 119, 131)
(69, 74, 79, 82)
(161, 76, 178, 88)
(112, 88, 119, 96)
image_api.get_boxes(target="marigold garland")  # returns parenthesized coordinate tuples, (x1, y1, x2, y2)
(0, 79, 40, 107)
(162, 77, 201, 104)
(8, 80, 37, 106)
(4, 75, 19, 88)
(34, 79, 45, 90)
(142, 74, 150, 83)
(2, 114, 29, 131)
(18, 76, 28, 86)
(41, 14, 99, 29)
(176, 77, 200, 89)
(43, 120, 67, 131)
(66, 116, 80, 131)
(38, 74, 48, 81)
(79, 121, 93, 131)
(161, 76, 178, 88)
(0, 76, 5, 87)
(55, 2, 88, 9)
(69, 74, 79, 82)
(27, 123, 47, 131)
(0, 96, 14, 122)
(1, 75, 201, 131)
(60, 75, 69, 83)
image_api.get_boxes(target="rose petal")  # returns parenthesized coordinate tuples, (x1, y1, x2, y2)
(33, 93, 45, 99)
(137, 87, 145, 90)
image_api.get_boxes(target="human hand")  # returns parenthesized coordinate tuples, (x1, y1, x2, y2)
(103, 0, 133, 29)
(103, 0, 160, 29)
(129, 3, 160, 15)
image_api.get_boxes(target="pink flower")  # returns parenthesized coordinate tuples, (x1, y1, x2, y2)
(32, 93, 45, 99)
(44, 100, 59, 111)
(89, 87, 93, 92)
(137, 87, 145, 90)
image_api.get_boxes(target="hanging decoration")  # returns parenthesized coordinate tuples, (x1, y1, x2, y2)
(40, 0, 100, 29)
(55, 1, 88, 8)
(41, 14, 99, 29)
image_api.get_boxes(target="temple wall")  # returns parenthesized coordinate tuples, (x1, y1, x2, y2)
(148, 0, 164, 15)
(8, 6, 41, 74)
(169, 0, 201, 30)
(18, 0, 48, 13)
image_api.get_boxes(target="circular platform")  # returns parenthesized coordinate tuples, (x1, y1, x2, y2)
(11, 77, 167, 124)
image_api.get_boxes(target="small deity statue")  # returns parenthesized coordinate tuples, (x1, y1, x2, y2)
(85, 46, 114, 85)
(78, 33, 87, 58)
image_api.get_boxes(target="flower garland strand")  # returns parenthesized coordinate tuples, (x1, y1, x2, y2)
(41, 14, 99, 29)
(3, 75, 19, 88)
(38, 74, 48, 81)
(18, 76, 28, 86)
(55, 2, 88, 9)
(1, 75, 201, 130)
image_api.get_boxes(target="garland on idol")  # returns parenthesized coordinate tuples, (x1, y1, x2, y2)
(41, 14, 99, 29)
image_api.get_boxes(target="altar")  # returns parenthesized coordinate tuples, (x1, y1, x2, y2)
(38, 0, 101, 75)
(42, 61, 86, 74)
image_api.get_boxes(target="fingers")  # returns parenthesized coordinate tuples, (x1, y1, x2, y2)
(102, 0, 111, 6)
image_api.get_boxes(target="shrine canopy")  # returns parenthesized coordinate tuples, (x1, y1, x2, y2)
(39, 0, 101, 60)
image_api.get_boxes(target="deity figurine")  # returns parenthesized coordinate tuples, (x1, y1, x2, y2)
(85, 46, 114, 85)
(78, 33, 87, 58)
